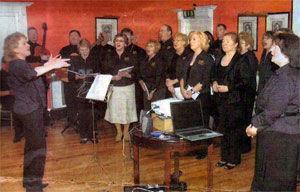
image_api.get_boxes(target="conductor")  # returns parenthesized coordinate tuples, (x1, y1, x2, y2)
(4, 32, 70, 192)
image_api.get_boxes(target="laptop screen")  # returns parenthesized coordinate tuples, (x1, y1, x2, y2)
(170, 100, 204, 132)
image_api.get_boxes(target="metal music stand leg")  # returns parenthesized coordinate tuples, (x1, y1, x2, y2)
(71, 100, 114, 185)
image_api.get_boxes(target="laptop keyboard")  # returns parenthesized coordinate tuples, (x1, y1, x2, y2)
(181, 130, 210, 137)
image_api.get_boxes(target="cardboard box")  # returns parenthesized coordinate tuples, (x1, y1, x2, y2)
(152, 113, 173, 132)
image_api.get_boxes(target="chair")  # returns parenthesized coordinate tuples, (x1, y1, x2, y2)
(0, 109, 13, 131)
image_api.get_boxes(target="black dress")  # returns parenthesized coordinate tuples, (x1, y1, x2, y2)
(251, 65, 300, 191)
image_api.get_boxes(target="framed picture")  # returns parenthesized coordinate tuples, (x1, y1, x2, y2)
(238, 16, 258, 51)
(95, 17, 118, 46)
(266, 12, 290, 32)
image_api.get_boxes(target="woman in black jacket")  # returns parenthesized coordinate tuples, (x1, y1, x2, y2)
(69, 39, 100, 144)
(165, 32, 191, 95)
(212, 32, 250, 169)
(104, 34, 138, 142)
(246, 33, 300, 191)
(239, 32, 258, 153)
(139, 40, 165, 110)
(180, 30, 213, 127)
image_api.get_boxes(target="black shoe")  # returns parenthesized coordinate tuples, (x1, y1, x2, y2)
(224, 163, 237, 170)
(40, 183, 48, 189)
(196, 154, 207, 160)
(13, 137, 22, 143)
(216, 161, 227, 167)
(186, 151, 197, 156)
(13, 133, 25, 143)
(80, 138, 88, 144)
(24, 183, 48, 189)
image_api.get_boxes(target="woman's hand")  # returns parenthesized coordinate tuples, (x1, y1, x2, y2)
(166, 79, 175, 87)
(112, 74, 122, 81)
(119, 71, 131, 78)
(45, 55, 70, 69)
(186, 90, 193, 98)
(212, 81, 219, 92)
(139, 80, 146, 92)
(147, 90, 155, 100)
(180, 87, 190, 99)
(167, 85, 175, 93)
(217, 85, 229, 92)
(75, 74, 86, 80)
(246, 124, 258, 138)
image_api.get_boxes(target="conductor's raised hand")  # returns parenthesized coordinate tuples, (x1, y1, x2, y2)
(46, 55, 70, 69)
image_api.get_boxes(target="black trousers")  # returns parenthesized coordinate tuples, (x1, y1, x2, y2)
(218, 103, 244, 164)
(240, 102, 254, 153)
(78, 100, 95, 139)
(251, 131, 299, 191)
(13, 112, 24, 138)
(64, 83, 77, 125)
(17, 107, 46, 188)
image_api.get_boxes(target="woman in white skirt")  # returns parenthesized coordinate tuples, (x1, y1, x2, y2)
(104, 34, 137, 142)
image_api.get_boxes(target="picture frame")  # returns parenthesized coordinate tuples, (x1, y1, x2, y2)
(238, 16, 258, 51)
(95, 17, 118, 46)
(266, 12, 290, 32)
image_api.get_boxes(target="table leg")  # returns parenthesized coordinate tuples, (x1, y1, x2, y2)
(164, 151, 171, 192)
(207, 143, 213, 190)
(133, 145, 140, 184)
(173, 152, 180, 183)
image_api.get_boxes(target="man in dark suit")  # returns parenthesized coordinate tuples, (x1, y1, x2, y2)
(59, 30, 81, 131)
(159, 24, 176, 98)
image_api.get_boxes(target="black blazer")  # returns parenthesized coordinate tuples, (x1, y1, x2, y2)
(181, 51, 214, 94)
(211, 52, 251, 104)
(139, 53, 165, 92)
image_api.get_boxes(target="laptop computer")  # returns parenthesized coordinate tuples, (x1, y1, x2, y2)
(170, 100, 223, 141)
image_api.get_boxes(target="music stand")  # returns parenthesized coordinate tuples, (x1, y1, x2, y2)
(71, 77, 114, 185)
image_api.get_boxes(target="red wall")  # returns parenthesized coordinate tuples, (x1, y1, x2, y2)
(1, 0, 292, 58)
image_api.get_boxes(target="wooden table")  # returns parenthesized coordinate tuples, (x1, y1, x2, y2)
(131, 130, 215, 192)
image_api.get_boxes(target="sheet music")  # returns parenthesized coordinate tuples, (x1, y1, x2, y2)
(118, 66, 133, 73)
(86, 74, 112, 101)
(143, 82, 150, 97)
(172, 87, 184, 100)
(187, 85, 200, 100)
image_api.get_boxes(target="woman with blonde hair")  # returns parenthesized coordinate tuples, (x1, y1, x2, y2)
(180, 31, 213, 126)
(179, 31, 214, 159)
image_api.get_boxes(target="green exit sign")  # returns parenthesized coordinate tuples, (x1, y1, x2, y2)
(183, 10, 195, 18)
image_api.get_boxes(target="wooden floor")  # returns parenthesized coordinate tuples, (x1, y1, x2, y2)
(0, 119, 257, 192)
